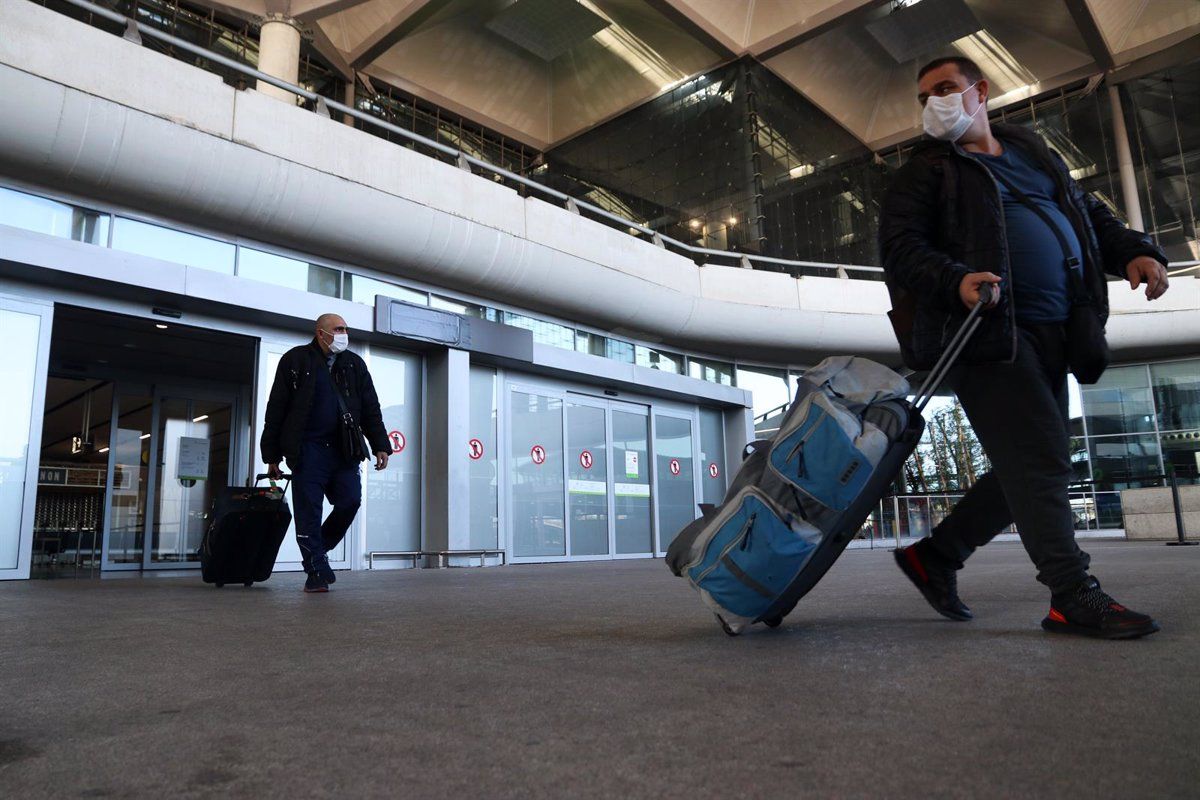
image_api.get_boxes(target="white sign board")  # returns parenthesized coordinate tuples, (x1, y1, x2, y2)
(177, 436, 211, 481)
(625, 451, 640, 478)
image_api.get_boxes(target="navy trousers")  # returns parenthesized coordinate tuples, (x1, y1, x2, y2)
(291, 440, 361, 575)
(928, 322, 1090, 593)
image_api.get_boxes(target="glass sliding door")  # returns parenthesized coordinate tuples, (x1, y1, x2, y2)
(105, 390, 153, 568)
(655, 413, 697, 553)
(510, 388, 566, 559)
(567, 401, 609, 557)
(147, 395, 234, 566)
(0, 298, 53, 580)
(612, 406, 652, 556)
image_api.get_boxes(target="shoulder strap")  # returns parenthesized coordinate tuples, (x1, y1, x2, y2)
(988, 163, 1089, 300)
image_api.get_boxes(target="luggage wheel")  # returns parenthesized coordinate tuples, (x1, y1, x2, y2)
(715, 614, 739, 637)
(243, 581, 254, 587)
(762, 615, 784, 629)
(215, 582, 225, 588)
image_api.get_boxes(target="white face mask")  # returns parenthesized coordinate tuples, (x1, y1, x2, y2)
(324, 330, 349, 354)
(922, 83, 982, 142)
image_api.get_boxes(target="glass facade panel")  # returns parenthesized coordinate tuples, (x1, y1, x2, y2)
(1151, 360, 1200, 432)
(364, 348, 423, 557)
(612, 410, 652, 554)
(655, 415, 695, 551)
(111, 217, 235, 274)
(510, 391, 565, 558)
(0, 308, 42, 570)
(566, 403, 608, 557)
(344, 274, 427, 306)
(736, 365, 791, 421)
(635, 345, 684, 374)
(698, 408, 726, 506)
(0, 186, 109, 244)
(688, 357, 733, 385)
(503, 312, 575, 350)
(237, 247, 340, 297)
(468, 366, 498, 549)
(1087, 435, 1162, 490)
(1082, 365, 1155, 436)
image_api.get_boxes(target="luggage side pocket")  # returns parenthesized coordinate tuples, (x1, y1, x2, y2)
(769, 397, 873, 513)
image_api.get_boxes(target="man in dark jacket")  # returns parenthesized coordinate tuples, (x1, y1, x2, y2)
(261, 313, 391, 593)
(882, 56, 1170, 639)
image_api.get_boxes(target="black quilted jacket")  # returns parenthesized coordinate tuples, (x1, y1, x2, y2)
(879, 123, 1166, 370)
(260, 340, 390, 468)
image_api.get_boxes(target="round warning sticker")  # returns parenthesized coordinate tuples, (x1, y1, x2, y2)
(579, 450, 594, 469)
(388, 430, 406, 453)
(708, 462, 720, 479)
(531, 445, 547, 465)
(669, 458, 681, 476)
(469, 438, 485, 460)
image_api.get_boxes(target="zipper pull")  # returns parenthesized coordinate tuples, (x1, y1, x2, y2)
(740, 514, 756, 550)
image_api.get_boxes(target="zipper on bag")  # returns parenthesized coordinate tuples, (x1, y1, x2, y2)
(693, 514, 756, 585)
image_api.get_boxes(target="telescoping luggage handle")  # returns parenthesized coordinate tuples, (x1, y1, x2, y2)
(913, 284, 995, 413)
(253, 472, 292, 491)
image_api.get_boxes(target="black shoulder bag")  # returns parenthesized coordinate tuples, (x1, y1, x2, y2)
(989, 168, 1110, 384)
(331, 366, 369, 463)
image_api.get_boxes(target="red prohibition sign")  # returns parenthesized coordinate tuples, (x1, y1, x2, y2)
(708, 462, 720, 479)
(530, 445, 547, 465)
(669, 458, 681, 476)
(388, 430, 406, 453)
(468, 438, 485, 460)
(579, 450, 594, 469)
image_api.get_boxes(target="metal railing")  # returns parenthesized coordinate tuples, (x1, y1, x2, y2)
(52, 0, 885, 280)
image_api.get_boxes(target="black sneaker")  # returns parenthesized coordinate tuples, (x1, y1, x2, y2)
(1042, 576, 1160, 639)
(313, 556, 337, 585)
(304, 574, 329, 594)
(894, 540, 972, 621)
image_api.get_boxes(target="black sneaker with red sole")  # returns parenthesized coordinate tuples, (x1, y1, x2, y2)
(894, 541, 972, 621)
(1042, 576, 1160, 639)
(304, 574, 329, 594)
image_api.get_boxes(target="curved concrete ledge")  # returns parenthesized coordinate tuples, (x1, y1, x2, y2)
(0, 0, 1195, 366)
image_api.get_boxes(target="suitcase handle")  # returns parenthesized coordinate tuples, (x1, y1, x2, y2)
(913, 283, 994, 413)
(253, 473, 292, 490)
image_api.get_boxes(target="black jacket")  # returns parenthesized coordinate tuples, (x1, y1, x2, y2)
(260, 340, 390, 468)
(879, 123, 1166, 370)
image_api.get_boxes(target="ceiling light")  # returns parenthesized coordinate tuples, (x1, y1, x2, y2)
(139, 433, 151, 440)
(727, 217, 738, 226)
(789, 164, 815, 179)
(98, 447, 110, 454)
(192, 414, 209, 423)
(155, 323, 168, 330)
(689, 219, 701, 229)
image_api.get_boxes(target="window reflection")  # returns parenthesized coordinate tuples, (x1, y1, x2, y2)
(238, 247, 340, 297)
(344, 274, 427, 306)
(111, 217, 235, 274)
(0, 186, 109, 244)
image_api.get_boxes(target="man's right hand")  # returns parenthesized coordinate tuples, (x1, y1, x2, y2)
(267, 462, 283, 480)
(959, 272, 1002, 309)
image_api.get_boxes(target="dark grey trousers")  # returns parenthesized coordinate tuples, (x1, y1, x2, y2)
(927, 322, 1090, 593)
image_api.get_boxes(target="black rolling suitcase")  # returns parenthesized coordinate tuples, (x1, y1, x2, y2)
(666, 289, 992, 635)
(200, 474, 291, 587)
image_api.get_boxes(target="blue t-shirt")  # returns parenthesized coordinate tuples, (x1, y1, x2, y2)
(305, 354, 340, 443)
(971, 145, 1083, 323)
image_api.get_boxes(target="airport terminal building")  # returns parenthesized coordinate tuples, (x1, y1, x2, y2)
(1, 0, 1198, 581)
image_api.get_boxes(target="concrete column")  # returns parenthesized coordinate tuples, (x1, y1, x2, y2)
(423, 347, 472, 562)
(343, 73, 357, 127)
(722, 404, 754, 470)
(256, 15, 302, 104)
(1106, 82, 1145, 232)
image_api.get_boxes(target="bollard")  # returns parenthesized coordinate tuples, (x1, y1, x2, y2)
(1165, 467, 1197, 546)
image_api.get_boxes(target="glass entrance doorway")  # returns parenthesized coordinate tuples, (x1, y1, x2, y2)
(508, 384, 654, 562)
(31, 306, 255, 577)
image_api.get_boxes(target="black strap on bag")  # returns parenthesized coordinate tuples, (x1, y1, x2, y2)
(330, 367, 369, 463)
(989, 165, 1110, 383)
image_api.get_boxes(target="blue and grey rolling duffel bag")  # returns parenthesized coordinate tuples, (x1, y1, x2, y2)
(665, 289, 992, 635)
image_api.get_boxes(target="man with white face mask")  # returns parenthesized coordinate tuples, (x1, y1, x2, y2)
(881, 57, 1170, 639)
(261, 313, 391, 592)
